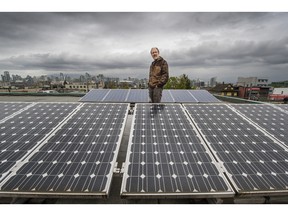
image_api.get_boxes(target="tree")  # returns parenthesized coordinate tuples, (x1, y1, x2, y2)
(164, 74, 191, 89)
(178, 74, 191, 89)
(164, 77, 178, 89)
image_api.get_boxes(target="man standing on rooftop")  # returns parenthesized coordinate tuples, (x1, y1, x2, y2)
(148, 47, 169, 103)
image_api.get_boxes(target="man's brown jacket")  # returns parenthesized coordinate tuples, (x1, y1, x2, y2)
(148, 56, 169, 88)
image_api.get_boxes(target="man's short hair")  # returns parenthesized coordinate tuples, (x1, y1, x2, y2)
(150, 47, 159, 54)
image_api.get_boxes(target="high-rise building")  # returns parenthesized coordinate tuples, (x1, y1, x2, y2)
(60, 73, 64, 81)
(210, 77, 217, 87)
(1, 71, 11, 82)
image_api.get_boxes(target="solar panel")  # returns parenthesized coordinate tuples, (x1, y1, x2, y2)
(230, 104, 288, 147)
(126, 89, 149, 103)
(169, 90, 198, 103)
(79, 89, 110, 102)
(161, 90, 174, 103)
(0, 102, 32, 122)
(190, 90, 221, 103)
(102, 89, 129, 102)
(0, 103, 79, 181)
(184, 104, 288, 195)
(0, 103, 129, 198)
(121, 104, 234, 198)
(79, 89, 220, 103)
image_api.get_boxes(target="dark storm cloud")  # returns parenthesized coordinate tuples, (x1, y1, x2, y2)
(168, 37, 288, 67)
(0, 12, 288, 82)
(0, 52, 145, 71)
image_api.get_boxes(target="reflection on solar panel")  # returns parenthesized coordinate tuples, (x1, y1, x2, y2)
(0, 103, 79, 181)
(0, 102, 32, 122)
(190, 90, 220, 103)
(161, 90, 174, 102)
(80, 89, 219, 103)
(276, 104, 288, 112)
(0, 103, 128, 197)
(184, 104, 288, 195)
(126, 89, 149, 103)
(121, 104, 233, 198)
(79, 89, 109, 102)
(230, 104, 288, 147)
(103, 89, 128, 102)
(163, 90, 198, 103)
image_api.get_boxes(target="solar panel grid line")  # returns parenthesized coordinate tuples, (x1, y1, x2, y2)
(124, 88, 131, 102)
(121, 103, 234, 198)
(0, 102, 36, 124)
(168, 90, 175, 103)
(184, 104, 288, 195)
(0, 103, 82, 184)
(0, 103, 129, 198)
(228, 104, 288, 149)
(101, 89, 112, 102)
(187, 90, 199, 103)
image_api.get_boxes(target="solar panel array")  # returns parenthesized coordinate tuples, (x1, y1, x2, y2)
(121, 104, 234, 198)
(0, 103, 129, 197)
(1, 100, 288, 200)
(184, 104, 288, 195)
(79, 89, 220, 103)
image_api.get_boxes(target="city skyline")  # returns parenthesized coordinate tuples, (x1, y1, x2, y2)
(0, 12, 288, 83)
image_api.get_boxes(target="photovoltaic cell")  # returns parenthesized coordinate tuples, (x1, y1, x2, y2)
(121, 104, 233, 198)
(0, 103, 79, 181)
(184, 104, 288, 195)
(0, 102, 32, 121)
(0, 103, 129, 197)
(230, 104, 288, 147)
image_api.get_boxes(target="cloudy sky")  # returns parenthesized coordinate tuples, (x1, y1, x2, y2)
(0, 12, 288, 82)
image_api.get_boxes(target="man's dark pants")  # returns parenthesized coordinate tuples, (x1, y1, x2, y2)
(149, 86, 163, 103)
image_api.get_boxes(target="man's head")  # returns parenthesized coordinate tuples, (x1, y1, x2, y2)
(150, 47, 160, 60)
